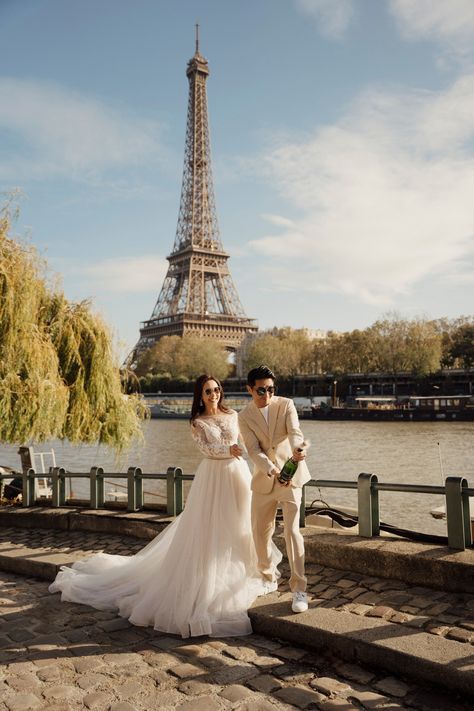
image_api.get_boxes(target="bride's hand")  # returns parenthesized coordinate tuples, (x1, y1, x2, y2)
(230, 444, 242, 459)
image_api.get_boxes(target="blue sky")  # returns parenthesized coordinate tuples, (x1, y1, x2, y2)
(1, 0, 473, 356)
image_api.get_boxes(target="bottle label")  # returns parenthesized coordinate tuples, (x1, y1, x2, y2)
(277, 456, 298, 483)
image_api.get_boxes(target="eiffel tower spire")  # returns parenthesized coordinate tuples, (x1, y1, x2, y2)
(135, 33, 257, 354)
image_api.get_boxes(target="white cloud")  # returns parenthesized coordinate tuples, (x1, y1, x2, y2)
(0, 78, 162, 182)
(80, 255, 168, 294)
(294, 0, 354, 39)
(251, 75, 474, 305)
(442, 259, 474, 285)
(390, 0, 474, 61)
(260, 213, 295, 228)
(390, 0, 474, 41)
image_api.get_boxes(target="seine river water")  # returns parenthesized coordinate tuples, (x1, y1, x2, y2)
(1, 419, 473, 535)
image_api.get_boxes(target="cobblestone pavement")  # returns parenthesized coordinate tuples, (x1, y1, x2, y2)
(1, 526, 474, 647)
(0, 527, 145, 559)
(1, 572, 472, 711)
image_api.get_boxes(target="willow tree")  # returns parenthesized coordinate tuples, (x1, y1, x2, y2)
(0, 203, 146, 449)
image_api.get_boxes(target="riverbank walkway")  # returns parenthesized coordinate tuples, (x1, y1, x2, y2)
(0, 507, 473, 710)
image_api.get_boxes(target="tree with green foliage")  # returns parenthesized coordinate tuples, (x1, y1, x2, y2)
(244, 315, 449, 377)
(435, 317, 474, 368)
(404, 318, 443, 375)
(135, 335, 231, 381)
(450, 323, 474, 369)
(244, 328, 315, 376)
(0, 202, 146, 449)
(368, 315, 442, 375)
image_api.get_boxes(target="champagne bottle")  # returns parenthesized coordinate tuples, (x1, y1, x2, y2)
(277, 443, 306, 484)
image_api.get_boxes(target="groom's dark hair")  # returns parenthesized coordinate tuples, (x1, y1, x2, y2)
(247, 365, 276, 386)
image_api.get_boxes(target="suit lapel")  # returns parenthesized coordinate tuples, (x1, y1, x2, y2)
(247, 400, 269, 442)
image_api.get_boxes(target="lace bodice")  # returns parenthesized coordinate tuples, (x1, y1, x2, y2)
(191, 410, 239, 459)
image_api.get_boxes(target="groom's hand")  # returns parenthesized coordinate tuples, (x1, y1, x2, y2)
(270, 469, 290, 487)
(292, 448, 306, 462)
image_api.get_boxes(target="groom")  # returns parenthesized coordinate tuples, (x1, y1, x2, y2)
(239, 365, 310, 613)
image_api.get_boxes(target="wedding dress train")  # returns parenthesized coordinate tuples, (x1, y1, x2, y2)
(49, 411, 281, 638)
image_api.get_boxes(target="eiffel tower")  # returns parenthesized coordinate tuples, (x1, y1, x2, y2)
(135, 28, 257, 356)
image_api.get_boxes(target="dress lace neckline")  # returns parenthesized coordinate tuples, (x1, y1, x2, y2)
(198, 411, 234, 419)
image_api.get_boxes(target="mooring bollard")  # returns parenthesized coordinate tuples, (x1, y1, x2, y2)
(51, 467, 67, 507)
(358, 472, 380, 537)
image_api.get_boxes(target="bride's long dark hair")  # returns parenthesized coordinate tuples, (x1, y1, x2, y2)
(190, 374, 230, 423)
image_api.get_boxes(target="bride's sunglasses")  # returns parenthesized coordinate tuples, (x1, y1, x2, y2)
(255, 386, 275, 396)
(204, 386, 221, 396)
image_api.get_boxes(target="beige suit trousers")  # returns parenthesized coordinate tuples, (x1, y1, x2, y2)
(251, 483, 307, 593)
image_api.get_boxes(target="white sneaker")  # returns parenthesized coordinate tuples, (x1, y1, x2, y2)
(292, 591, 308, 613)
(258, 580, 278, 596)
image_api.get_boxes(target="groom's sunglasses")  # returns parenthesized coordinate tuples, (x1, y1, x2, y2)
(255, 386, 276, 396)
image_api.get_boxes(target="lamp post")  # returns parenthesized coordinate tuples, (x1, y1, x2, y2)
(332, 379, 338, 408)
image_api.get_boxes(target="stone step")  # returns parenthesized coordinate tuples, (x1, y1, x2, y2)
(0, 526, 145, 580)
(249, 593, 474, 699)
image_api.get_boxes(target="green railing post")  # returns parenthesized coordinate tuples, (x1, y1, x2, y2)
(166, 466, 178, 516)
(446, 477, 472, 550)
(127, 467, 136, 511)
(135, 467, 143, 509)
(21, 468, 35, 507)
(127, 467, 142, 512)
(174, 467, 183, 514)
(90, 466, 104, 509)
(299, 483, 306, 528)
(358, 472, 380, 537)
(51, 467, 66, 507)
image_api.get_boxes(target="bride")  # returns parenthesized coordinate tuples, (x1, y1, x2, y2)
(49, 374, 281, 638)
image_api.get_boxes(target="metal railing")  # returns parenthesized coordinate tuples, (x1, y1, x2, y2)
(0, 467, 188, 517)
(1, 469, 472, 551)
(45, 466, 192, 517)
(300, 474, 473, 551)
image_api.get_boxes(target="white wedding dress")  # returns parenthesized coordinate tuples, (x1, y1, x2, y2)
(49, 410, 281, 638)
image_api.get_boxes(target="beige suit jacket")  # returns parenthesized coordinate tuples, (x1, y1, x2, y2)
(238, 396, 311, 494)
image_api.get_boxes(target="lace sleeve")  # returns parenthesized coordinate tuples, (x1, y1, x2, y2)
(191, 420, 232, 459)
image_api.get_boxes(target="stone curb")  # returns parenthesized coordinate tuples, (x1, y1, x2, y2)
(302, 528, 474, 594)
(0, 545, 93, 581)
(249, 595, 474, 699)
(0, 506, 171, 540)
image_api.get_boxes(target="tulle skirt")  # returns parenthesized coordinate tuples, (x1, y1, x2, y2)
(49, 456, 282, 638)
